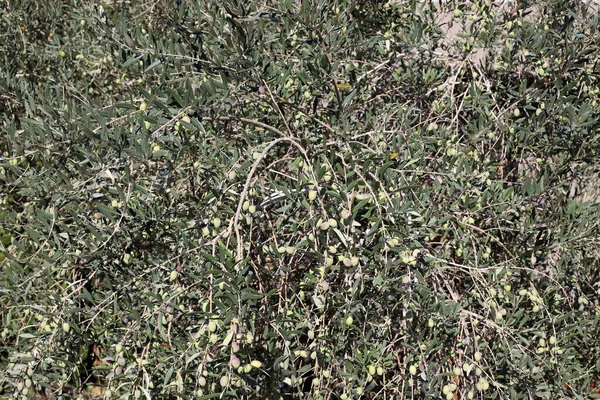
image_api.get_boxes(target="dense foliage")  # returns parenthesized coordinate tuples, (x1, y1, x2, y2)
(1, 0, 600, 398)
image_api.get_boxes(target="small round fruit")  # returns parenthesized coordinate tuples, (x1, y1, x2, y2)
(220, 375, 229, 387)
(513, 108, 520, 117)
(409, 365, 417, 375)
(62, 322, 71, 333)
(345, 316, 353, 326)
(231, 356, 240, 369)
(308, 190, 317, 201)
(208, 320, 217, 332)
(169, 270, 178, 281)
(139, 102, 147, 111)
(474, 351, 482, 362)
(212, 218, 221, 229)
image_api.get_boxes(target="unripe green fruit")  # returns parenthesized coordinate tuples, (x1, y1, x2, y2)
(474, 351, 482, 361)
(62, 322, 71, 333)
(243, 201, 250, 211)
(208, 321, 217, 332)
(340, 209, 351, 219)
(409, 365, 417, 375)
(345, 316, 353, 326)
(481, 379, 489, 391)
(328, 219, 338, 228)
(231, 356, 240, 369)
(169, 270, 178, 281)
(220, 375, 229, 387)
(212, 218, 221, 229)
(320, 221, 329, 230)
(513, 108, 520, 117)
(350, 256, 359, 266)
(368, 365, 376, 375)
(308, 190, 317, 201)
